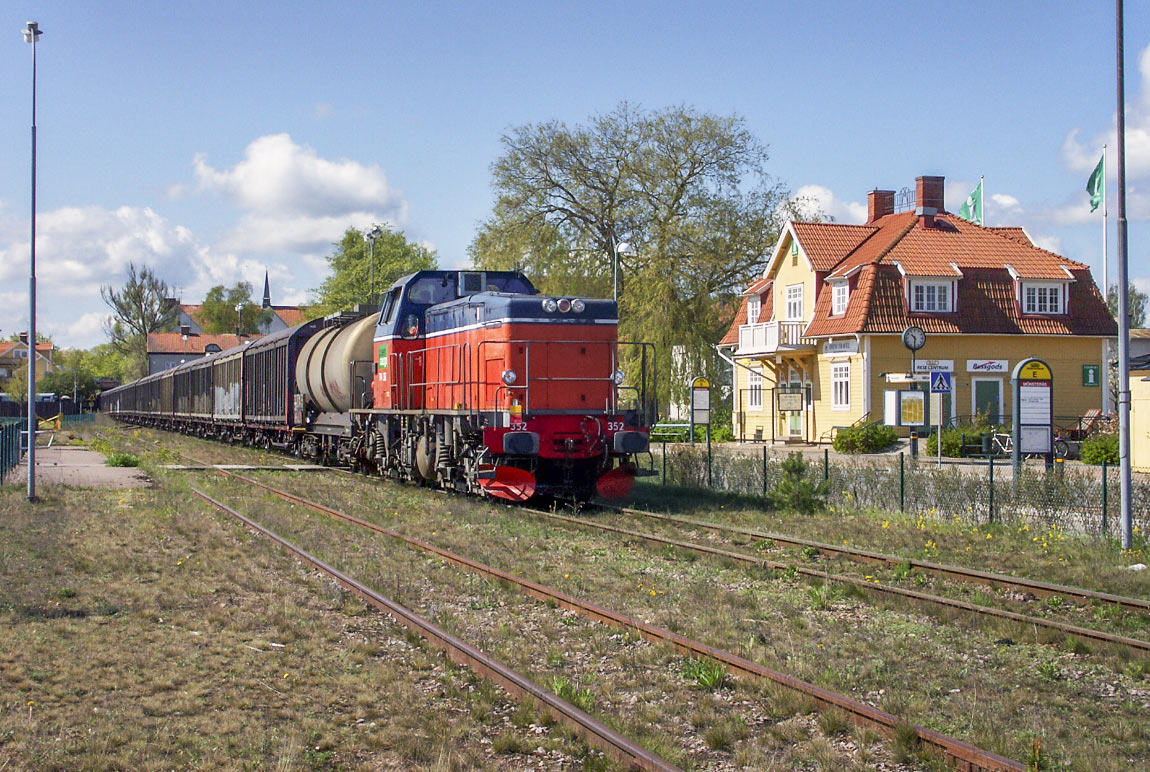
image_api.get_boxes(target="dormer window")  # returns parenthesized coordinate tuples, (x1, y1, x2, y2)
(831, 282, 849, 316)
(1023, 283, 1065, 314)
(910, 280, 953, 313)
(747, 295, 761, 323)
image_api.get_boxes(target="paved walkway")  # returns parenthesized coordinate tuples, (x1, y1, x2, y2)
(6, 445, 150, 489)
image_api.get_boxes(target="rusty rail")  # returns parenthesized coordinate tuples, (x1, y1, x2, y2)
(192, 488, 682, 772)
(203, 472, 1025, 772)
(613, 506, 1150, 613)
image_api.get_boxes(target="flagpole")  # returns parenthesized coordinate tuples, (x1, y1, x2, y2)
(1114, 0, 1133, 550)
(1102, 145, 1111, 415)
(979, 176, 985, 226)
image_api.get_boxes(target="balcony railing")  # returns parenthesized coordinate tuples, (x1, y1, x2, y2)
(736, 320, 812, 355)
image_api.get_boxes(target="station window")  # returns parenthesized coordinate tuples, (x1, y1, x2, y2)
(1023, 283, 1064, 314)
(747, 296, 761, 324)
(832, 282, 849, 315)
(911, 281, 952, 312)
(786, 284, 804, 320)
(832, 362, 850, 410)
(748, 367, 763, 411)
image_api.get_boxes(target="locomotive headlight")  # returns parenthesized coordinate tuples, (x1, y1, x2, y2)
(541, 298, 558, 313)
(571, 299, 586, 313)
(613, 370, 626, 385)
(501, 369, 518, 385)
(557, 298, 572, 313)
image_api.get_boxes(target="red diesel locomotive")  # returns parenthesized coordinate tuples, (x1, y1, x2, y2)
(104, 269, 656, 502)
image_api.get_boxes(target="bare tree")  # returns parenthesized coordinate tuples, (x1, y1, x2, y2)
(101, 263, 178, 377)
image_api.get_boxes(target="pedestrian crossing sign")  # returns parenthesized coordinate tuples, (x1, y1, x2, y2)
(930, 371, 952, 394)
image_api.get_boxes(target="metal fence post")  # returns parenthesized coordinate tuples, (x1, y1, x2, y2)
(823, 448, 829, 482)
(661, 440, 667, 486)
(899, 451, 905, 513)
(762, 445, 768, 496)
(1102, 459, 1108, 535)
(988, 455, 995, 523)
(706, 427, 712, 489)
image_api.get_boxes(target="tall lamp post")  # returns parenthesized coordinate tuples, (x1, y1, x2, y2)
(24, 20, 42, 501)
(612, 239, 635, 303)
(235, 303, 244, 337)
(366, 225, 383, 307)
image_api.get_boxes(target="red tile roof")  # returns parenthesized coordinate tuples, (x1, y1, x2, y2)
(270, 306, 310, 326)
(792, 222, 875, 271)
(722, 279, 775, 345)
(722, 206, 1116, 345)
(147, 332, 262, 354)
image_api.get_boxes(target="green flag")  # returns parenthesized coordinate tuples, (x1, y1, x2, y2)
(958, 179, 983, 224)
(1087, 153, 1105, 212)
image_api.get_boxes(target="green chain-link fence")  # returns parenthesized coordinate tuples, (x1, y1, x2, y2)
(651, 443, 1149, 536)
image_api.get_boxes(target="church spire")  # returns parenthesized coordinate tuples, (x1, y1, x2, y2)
(262, 270, 271, 309)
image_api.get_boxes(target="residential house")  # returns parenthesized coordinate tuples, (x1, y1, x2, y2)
(0, 340, 53, 381)
(173, 271, 309, 336)
(146, 332, 259, 374)
(720, 175, 1117, 442)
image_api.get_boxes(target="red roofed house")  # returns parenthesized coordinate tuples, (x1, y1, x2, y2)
(719, 175, 1117, 442)
(0, 340, 54, 381)
(146, 332, 260, 375)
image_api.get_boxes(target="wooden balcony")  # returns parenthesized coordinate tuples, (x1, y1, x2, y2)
(735, 320, 814, 356)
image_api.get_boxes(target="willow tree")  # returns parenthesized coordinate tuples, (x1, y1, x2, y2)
(469, 103, 794, 410)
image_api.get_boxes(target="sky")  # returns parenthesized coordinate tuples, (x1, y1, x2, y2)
(1, 1, 1149, 349)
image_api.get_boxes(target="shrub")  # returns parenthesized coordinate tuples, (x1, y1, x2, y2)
(833, 422, 897, 454)
(105, 452, 140, 467)
(770, 452, 829, 513)
(1080, 434, 1118, 465)
(926, 427, 966, 457)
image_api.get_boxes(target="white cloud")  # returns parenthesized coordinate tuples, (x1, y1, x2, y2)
(191, 133, 408, 259)
(193, 133, 405, 220)
(41, 312, 111, 350)
(0, 205, 201, 300)
(1062, 44, 1150, 181)
(792, 184, 866, 224)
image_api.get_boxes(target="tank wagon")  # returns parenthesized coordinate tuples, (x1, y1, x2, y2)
(102, 270, 656, 501)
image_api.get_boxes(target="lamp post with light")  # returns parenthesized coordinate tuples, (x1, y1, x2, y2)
(612, 239, 635, 303)
(235, 303, 244, 338)
(366, 225, 383, 307)
(24, 20, 42, 501)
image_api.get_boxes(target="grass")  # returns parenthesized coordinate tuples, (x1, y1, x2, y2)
(58, 422, 1150, 771)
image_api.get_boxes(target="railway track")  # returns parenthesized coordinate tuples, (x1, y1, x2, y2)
(525, 506, 1150, 655)
(192, 488, 684, 772)
(197, 467, 1025, 772)
(611, 505, 1150, 614)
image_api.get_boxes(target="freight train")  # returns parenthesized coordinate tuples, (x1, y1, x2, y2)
(101, 270, 656, 502)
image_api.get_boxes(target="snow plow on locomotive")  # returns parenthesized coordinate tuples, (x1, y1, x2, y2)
(102, 270, 656, 502)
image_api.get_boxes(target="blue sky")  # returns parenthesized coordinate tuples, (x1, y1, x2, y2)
(2, 1, 1149, 348)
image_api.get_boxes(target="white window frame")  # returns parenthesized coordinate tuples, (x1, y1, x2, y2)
(1022, 282, 1065, 314)
(748, 367, 763, 411)
(831, 282, 849, 316)
(785, 284, 804, 320)
(832, 361, 851, 411)
(747, 295, 761, 324)
(910, 280, 953, 312)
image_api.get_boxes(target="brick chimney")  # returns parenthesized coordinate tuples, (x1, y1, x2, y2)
(916, 175, 945, 227)
(867, 189, 895, 223)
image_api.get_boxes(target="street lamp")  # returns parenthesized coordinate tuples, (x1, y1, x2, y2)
(612, 240, 635, 303)
(366, 225, 383, 307)
(24, 20, 42, 501)
(235, 302, 244, 337)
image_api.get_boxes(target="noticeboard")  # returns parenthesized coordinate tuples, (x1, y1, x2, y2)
(691, 376, 711, 426)
(777, 391, 804, 412)
(899, 391, 926, 426)
(1011, 357, 1054, 458)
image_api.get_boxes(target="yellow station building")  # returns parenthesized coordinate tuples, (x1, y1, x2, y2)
(719, 176, 1117, 442)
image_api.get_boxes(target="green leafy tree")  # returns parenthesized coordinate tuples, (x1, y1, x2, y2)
(100, 263, 178, 378)
(468, 103, 798, 409)
(197, 282, 273, 335)
(1106, 282, 1147, 328)
(310, 226, 437, 316)
(3, 363, 28, 403)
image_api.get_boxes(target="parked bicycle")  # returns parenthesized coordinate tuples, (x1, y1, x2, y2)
(991, 430, 1070, 460)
